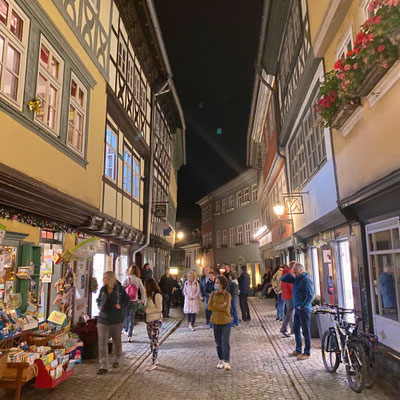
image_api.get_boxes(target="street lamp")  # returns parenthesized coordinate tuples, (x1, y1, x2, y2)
(273, 202, 285, 217)
(177, 231, 184, 240)
(196, 258, 201, 265)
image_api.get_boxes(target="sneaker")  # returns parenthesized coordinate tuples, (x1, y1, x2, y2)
(224, 362, 232, 371)
(128, 337, 132, 343)
(288, 351, 301, 357)
(97, 368, 107, 375)
(281, 332, 291, 338)
(190, 325, 195, 331)
(297, 354, 310, 361)
(217, 361, 225, 369)
(146, 363, 157, 371)
(112, 362, 119, 369)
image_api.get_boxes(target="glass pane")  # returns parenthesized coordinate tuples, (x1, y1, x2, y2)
(68, 123, 74, 146)
(77, 112, 83, 132)
(36, 74, 47, 121)
(368, 233, 375, 252)
(50, 56, 59, 80)
(70, 79, 77, 98)
(375, 230, 392, 251)
(3, 69, 17, 99)
(377, 254, 398, 321)
(68, 104, 75, 125)
(49, 85, 57, 108)
(396, 254, 400, 320)
(370, 256, 380, 314)
(40, 45, 49, 68)
(47, 106, 55, 129)
(6, 44, 19, 73)
(393, 229, 400, 249)
(0, 0, 7, 25)
(78, 88, 84, 107)
(10, 11, 22, 41)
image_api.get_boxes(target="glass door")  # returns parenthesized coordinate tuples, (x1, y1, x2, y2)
(310, 247, 321, 296)
(338, 240, 355, 322)
(91, 250, 106, 317)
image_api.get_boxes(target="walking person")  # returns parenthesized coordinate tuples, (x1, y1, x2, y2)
(281, 263, 314, 360)
(144, 278, 163, 371)
(96, 271, 130, 375)
(280, 261, 295, 337)
(238, 265, 251, 322)
(272, 265, 284, 321)
(208, 275, 232, 371)
(228, 271, 240, 327)
(183, 271, 201, 330)
(141, 263, 153, 283)
(158, 268, 176, 318)
(200, 267, 215, 327)
(122, 265, 146, 342)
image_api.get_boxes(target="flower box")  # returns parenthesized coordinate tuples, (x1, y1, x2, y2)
(330, 100, 360, 129)
(353, 58, 397, 97)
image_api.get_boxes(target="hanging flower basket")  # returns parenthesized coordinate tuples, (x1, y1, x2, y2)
(62, 237, 100, 262)
(0, 223, 6, 245)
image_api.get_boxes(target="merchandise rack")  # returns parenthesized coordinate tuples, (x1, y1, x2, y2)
(34, 359, 74, 389)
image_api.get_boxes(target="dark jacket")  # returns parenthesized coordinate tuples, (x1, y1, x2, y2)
(159, 274, 176, 296)
(141, 268, 153, 282)
(227, 279, 239, 299)
(238, 271, 251, 295)
(281, 273, 314, 310)
(96, 282, 130, 325)
(200, 275, 215, 298)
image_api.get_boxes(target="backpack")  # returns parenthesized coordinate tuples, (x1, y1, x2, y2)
(125, 277, 138, 301)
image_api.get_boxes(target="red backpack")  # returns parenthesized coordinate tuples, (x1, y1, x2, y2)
(125, 277, 138, 301)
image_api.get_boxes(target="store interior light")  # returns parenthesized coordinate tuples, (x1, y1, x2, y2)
(254, 225, 268, 239)
(169, 267, 179, 275)
(273, 203, 285, 216)
(196, 258, 201, 265)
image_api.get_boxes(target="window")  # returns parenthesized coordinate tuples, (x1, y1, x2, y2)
(215, 200, 221, 214)
(208, 204, 212, 221)
(244, 187, 250, 203)
(244, 222, 251, 245)
(123, 148, 132, 194)
(202, 234, 206, 246)
(185, 252, 191, 268)
(0, 0, 28, 107)
(117, 38, 127, 76)
(237, 225, 243, 244)
(336, 26, 353, 61)
(268, 101, 275, 137)
(35, 37, 63, 134)
(237, 191, 242, 208)
(253, 219, 259, 236)
(222, 230, 228, 246)
(230, 227, 235, 248)
(68, 75, 87, 153)
(222, 198, 227, 213)
(134, 71, 140, 103)
(132, 157, 140, 200)
(140, 81, 146, 113)
(105, 127, 117, 180)
(216, 231, 221, 248)
(252, 184, 258, 202)
(127, 56, 134, 91)
(228, 195, 234, 210)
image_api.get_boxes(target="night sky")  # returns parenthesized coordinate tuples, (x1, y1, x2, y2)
(154, 0, 263, 221)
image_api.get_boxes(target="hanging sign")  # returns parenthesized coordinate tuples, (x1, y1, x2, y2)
(284, 194, 305, 215)
(154, 204, 167, 218)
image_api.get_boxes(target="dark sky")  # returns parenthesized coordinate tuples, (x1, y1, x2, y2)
(154, 0, 263, 221)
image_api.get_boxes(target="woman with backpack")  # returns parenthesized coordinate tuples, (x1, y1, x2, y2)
(183, 270, 200, 330)
(144, 278, 163, 371)
(122, 265, 146, 342)
(96, 271, 130, 375)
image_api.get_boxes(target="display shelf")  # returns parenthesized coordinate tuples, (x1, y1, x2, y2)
(34, 358, 73, 389)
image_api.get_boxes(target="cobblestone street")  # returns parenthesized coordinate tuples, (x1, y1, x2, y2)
(3, 299, 399, 400)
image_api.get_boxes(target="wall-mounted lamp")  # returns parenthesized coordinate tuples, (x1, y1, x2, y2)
(177, 231, 184, 240)
(273, 202, 285, 217)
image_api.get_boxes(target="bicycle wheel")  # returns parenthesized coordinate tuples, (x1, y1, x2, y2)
(364, 346, 378, 389)
(321, 330, 341, 373)
(345, 341, 367, 393)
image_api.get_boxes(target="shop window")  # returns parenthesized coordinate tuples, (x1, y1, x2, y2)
(228, 195, 234, 209)
(68, 75, 87, 153)
(123, 147, 132, 194)
(105, 126, 117, 181)
(244, 187, 250, 203)
(35, 37, 63, 134)
(229, 227, 235, 248)
(0, 0, 29, 108)
(244, 222, 251, 245)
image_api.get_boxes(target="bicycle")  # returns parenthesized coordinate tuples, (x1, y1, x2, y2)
(314, 304, 367, 393)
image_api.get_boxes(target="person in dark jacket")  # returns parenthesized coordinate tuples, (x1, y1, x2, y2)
(280, 262, 295, 337)
(158, 268, 176, 318)
(238, 265, 251, 321)
(228, 271, 239, 327)
(200, 267, 215, 327)
(141, 263, 153, 282)
(96, 271, 130, 375)
(281, 263, 314, 360)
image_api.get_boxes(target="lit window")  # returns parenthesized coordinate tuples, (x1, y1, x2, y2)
(68, 75, 87, 153)
(105, 127, 117, 180)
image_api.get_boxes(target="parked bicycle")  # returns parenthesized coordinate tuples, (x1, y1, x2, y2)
(314, 304, 367, 393)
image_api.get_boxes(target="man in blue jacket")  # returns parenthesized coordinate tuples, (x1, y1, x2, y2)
(281, 262, 314, 360)
(238, 265, 251, 321)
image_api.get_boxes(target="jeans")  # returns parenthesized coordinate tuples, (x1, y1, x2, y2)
(231, 297, 239, 327)
(239, 293, 251, 321)
(146, 320, 162, 364)
(281, 298, 294, 333)
(204, 296, 211, 324)
(162, 294, 171, 318)
(187, 313, 197, 325)
(97, 322, 124, 370)
(276, 293, 284, 319)
(124, 301, 138, 337)
(213, 323, 231, 362)
(293, 308, 311, 355)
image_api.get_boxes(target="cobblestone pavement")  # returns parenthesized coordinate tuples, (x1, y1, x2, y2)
(2, 299, 399, 400)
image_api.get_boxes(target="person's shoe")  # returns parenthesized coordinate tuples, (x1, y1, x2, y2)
(224, 362, 232, 371)
(217, 360, 225, 369)
(190, 325, 195, 331)
(146, 363, 157, 371)
(128, 337, 132, 343)
(97, 368, 107, 375)
(297, 354, 310, 361)
(276, 317, 280, 320)
(288, 351, 301, 357)
(281, 332, 291, 338)
(112, 362, 119, 369)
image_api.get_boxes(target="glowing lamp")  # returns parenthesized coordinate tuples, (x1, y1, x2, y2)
(169, 267, 179, 275)
(177, 231, 184, 240)
(273, 203, 285, 216)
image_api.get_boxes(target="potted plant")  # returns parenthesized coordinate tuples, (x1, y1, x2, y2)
(74, 318, 98, 359)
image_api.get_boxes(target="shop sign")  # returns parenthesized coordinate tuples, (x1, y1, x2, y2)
(284, 194, 304, 214)
(154, 204, 167, 218)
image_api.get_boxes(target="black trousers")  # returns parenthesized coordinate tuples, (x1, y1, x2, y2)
(162, 294, 171, 317)
(239, 293, 251, 321)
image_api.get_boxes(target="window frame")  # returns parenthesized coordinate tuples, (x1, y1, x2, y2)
(336, 25, 354, 61)
(222, 230, 228, 246)
(252, 184, 258, 202)
(229, 227, 235, 248)
(216, 231, 221, 248)
(222, 198, 227, 213)
(228, 195, 234, 210)
(237, 191, 242, 208)
(244, 222, 251, 245)
(132, 155, 140, 200)
(244, 187, 250, 203)
(104, 125, 118, 182)
(237, 225, 243, 245)
(123, 146, 132, 195)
